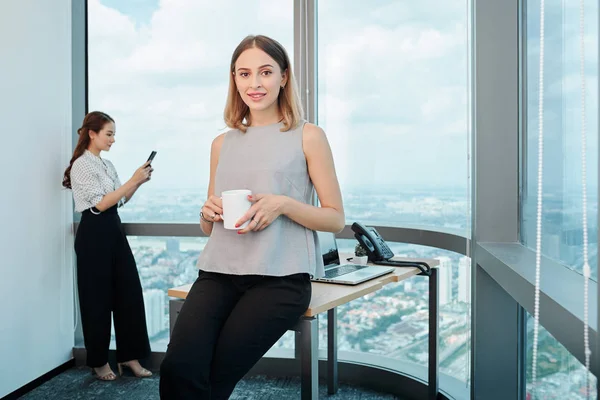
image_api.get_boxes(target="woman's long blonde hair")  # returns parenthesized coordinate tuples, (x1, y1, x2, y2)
(224, 35, 303, 132)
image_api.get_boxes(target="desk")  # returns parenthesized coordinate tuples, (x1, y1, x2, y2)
(168, 255, 440, 400)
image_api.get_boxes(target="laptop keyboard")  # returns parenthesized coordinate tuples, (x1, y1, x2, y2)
(324, 264, 369, 279)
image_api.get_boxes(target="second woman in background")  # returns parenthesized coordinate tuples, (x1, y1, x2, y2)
(63, 111, 154, 381)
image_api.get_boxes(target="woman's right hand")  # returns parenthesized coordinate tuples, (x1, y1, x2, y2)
(201, 195, 223, 223)
(132, 162, 153, 185)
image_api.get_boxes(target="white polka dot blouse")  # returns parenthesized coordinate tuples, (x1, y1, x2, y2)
(70, 150, 127, 212)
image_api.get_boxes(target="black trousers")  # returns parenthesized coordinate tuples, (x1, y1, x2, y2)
(159, 270, 312, 400)
(75, 205, 151, 368)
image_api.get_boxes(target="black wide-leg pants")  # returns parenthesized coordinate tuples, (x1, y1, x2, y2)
(159, 270, 312, 400)
(75, 205, 151, 368)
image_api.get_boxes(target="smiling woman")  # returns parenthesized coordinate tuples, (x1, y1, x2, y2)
(225, 35, 302, 131)
(159, 34, 345, 399)
(85, 0, 474, 398)
(87, 0, 295, 360)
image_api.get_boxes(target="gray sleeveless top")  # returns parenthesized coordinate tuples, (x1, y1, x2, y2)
(197, 120, 324, 278)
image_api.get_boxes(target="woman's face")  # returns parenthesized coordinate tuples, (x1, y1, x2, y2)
(90, 121, 116, 152)
(234, 47, 287, 114)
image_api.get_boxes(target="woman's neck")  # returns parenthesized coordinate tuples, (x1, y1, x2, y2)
(87, 147, 101, 157)
(248, 108, 281, 127)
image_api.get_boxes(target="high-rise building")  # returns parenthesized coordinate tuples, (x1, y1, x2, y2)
(458, 257, 471, 304)
(144, 289, 166, 338)
(435, 256, 452, 306)
(167, 238, 181, 255)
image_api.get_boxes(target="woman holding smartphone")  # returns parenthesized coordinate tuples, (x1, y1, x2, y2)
(62, 111, 154, 381)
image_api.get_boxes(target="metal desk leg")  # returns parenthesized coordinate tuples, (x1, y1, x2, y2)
(327, 308, 338, 394)
(294, 320, 302, 360)
(169, 299, 184, 335)
(428, 268, 439, 400)
(296, 316, 319, 400)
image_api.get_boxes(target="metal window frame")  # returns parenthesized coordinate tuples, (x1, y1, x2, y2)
(597, 0, 600, 386)
(470, 0, 525, 394)
(472, 0, 599, 399)
(294, 0, 317, 124)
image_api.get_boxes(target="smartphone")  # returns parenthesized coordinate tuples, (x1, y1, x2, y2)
(147, 151, 157, 164)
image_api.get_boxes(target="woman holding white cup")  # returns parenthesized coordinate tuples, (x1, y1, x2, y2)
(199, 189, 255, 230)
(221, 189, 253, 230)
(160, 35, 345, 399)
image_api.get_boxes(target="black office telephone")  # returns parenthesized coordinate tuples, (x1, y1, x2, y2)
(351, 222, 431, 276)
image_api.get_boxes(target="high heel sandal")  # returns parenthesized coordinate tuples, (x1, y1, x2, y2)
(91, 367, 117, 381)
(117, 362, 153, 378)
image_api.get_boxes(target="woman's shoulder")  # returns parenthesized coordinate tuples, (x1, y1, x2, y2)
(72, 153, 93, 170)
(301, 122, 327, 142)
(70, 154, 99, 180)
(301, 123, 331, 158)
(212, 131, 228, 149)
(102, 158, 115, 168)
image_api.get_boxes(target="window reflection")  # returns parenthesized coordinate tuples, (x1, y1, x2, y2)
(521, 0, 599, 280)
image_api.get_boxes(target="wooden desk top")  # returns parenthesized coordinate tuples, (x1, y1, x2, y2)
(167, 254, 439, 318)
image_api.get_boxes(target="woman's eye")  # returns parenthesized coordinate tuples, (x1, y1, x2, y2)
(240, 72, 249, 77)
(262, 70, 272, 76)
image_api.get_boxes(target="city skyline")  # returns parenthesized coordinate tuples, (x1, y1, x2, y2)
(92, 186, 597, 397)
(86, 0, 597, 398)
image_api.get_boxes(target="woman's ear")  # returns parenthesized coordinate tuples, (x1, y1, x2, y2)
(281, 69, 288, 88)
(88, 130, 97, 141)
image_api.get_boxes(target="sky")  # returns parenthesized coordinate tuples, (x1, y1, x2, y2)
(88, 0, 598, 196)
(87, 0, 599, 286)
(88, 0, 471, 192)
(524, 0, 598, 205)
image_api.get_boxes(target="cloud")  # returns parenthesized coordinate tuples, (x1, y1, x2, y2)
(88, 0, 295, 189)
(88, 0, 471, 190)
(316, 0, 469, 186)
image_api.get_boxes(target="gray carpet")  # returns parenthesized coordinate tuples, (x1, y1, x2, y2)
(20, 367, 403, 399)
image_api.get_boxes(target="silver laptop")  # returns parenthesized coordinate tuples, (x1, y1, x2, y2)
(312, 231, 395, 285)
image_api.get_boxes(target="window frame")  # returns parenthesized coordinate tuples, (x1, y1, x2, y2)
(471, 0, 599, 399)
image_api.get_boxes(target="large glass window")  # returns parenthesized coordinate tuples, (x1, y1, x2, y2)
(134, 236, 205, 351)
(316, 0, 471, 386)
(87, 0, 293, 349)
(128, 235, 208, 350)
(522, 0, 598, 279)
(317, 0, 470, 233)
(270, 239, 472, 384)
(87, 0, 293, 223)
(73, 236, 208, 351)
(87, 0, 293, 350)
(87, 0, 473, 392)
(526, 313, 597, 399)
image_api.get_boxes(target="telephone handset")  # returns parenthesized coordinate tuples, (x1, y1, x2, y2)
(351, 222, 394, 261)
(351, 222, 431, 276)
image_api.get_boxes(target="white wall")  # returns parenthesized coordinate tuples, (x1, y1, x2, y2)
(0, 0, 74, 397)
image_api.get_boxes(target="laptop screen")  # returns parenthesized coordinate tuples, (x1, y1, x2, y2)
(317, 231, 341, 268)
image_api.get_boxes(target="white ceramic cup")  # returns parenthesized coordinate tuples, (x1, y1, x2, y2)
(221, 189, 253, 230)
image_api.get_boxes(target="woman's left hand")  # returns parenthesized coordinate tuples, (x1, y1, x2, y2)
(236, 194, 286, 234)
